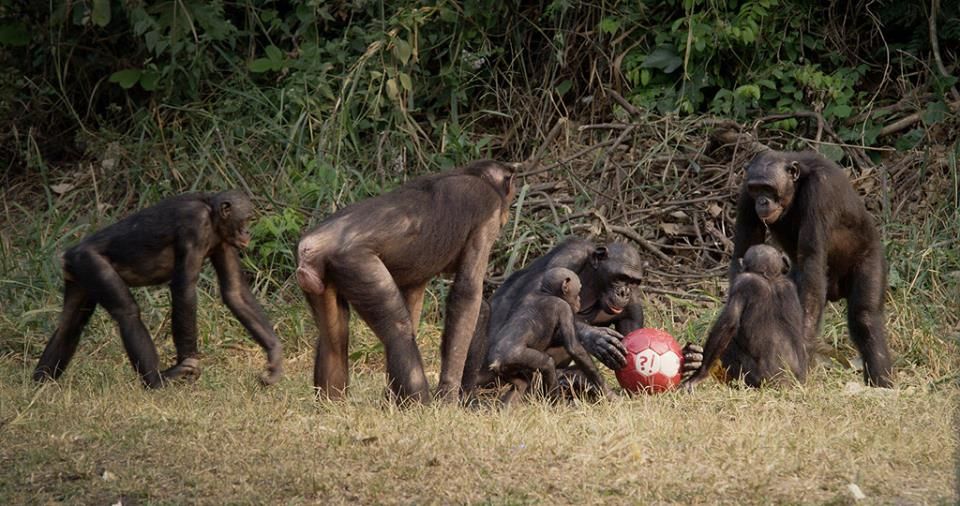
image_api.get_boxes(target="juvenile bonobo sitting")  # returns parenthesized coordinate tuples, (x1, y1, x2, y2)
(462, 237, 703, 394)
(296, 160, 515, 404)
(486, 267, 612, 405)
(685, 245, 808, 389)
(34, 191, 283, 388)
(732, 150, 892, 386)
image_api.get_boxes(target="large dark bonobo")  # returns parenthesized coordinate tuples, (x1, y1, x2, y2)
(462, 237, 703, 393)
(486, 267, 612, 405)
(34, 191, 283, 388)
(732, 150, 892, 387)
(296, 160, 515, 404)
(685, 245, 808, 389)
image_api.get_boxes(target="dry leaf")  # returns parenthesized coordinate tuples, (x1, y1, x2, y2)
(50, 183, 74, 195)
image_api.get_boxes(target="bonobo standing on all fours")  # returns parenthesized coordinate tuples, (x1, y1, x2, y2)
(296, 160, 516, 404)
(33, 191, 283, 388)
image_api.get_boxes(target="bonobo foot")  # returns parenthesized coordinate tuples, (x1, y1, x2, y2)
(160, 357, 201, 385)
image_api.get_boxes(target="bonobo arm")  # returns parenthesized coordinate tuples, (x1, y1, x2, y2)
(436, 223, 497, 400)
(169, 236, 205, 364)
(730, 191, 766, 283)
(576, 320, 627, 370)
(795, 220, 829, 342)
(211, 244, 283, 385)
(684, 287, 746, 390)
(558, 303, 610, 395)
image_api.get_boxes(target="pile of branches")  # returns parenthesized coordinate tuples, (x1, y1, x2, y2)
(502, 91, 948, 301)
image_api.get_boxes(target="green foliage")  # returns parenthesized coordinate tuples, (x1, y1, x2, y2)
(0, 0, 953, 179)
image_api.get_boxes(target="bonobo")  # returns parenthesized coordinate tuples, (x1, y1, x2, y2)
(732, 150, 892, 387)
(296, 160, 515, 404)
(462, 237, 703, 394)
(486, 267, 612, 405)
(34, 191, 283, 388)
(685, 245, 808, 389)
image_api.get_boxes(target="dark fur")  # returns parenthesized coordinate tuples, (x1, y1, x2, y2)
(34, 191, 283, 388)
(686, 245, 807, 388)
(462, 237, 651, 393)
(731, 150, 892, 386)
(485, 267, 610, 405)
(296, 160, 515, 403)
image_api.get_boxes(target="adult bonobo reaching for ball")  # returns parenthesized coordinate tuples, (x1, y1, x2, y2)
(34, 191, 283, 388)
(485, 267, 613, 405)
(732, 150, 892, 387)
(685, 245, 808, 389)
(461, 237, 703, 394)
(296, 160, 515, 404)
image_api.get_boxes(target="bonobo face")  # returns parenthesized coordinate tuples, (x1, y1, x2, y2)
(739, 244, 790, 278)
(214, 191, 254, 249)
(591, 243, 643, 315)
(745, 152, 799, 224)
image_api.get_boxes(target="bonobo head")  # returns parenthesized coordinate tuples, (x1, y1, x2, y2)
(739, 244, 790, 279)
(464, 160, 516, 225)
(589, 242, 643, 315)
(745, 151, 801, 224)
(541, 267, 581, 313)
(210, 190, 254, 249)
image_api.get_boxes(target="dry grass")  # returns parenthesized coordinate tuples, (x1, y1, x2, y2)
(1, 313, 956, 505)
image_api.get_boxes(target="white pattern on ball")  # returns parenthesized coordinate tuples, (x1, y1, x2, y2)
(659, 350, 681, 377)
(634, 349, 660, 376)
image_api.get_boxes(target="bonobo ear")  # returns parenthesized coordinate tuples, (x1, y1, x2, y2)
(787, 160, 800, 181)
(780, 254, 791, 275)
(590, 246, 608, 269)
(219, 201, 232, 220)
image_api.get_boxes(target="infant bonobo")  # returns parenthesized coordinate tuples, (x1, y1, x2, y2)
(684, 244, 808, 389)
(485, 267, 612, 405)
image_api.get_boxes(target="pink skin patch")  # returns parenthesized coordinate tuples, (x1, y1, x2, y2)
(296, 266, 325, 295)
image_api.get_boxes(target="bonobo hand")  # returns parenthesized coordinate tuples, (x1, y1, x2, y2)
(681, 342, 703, 379)
(259, 348, 283, 386)
(580, 326, 627, 370)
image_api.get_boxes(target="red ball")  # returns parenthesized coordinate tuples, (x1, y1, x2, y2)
(615, 328, 684, 394)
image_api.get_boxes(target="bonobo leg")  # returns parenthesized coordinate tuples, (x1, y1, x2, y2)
(69, 248, 163, 388)
(402, 282, 428, 335)
(34, 280, 96, 381)
(334, 256, 430, 403)
(460, 299, 492, 394)
(848, 258, 893, 387)
(305, 283, 351, 398)
(498, 349, 559, 398)
(721, 343, 767, 387)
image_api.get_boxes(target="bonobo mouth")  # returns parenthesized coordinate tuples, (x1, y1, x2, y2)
(235, 237, 251, 249)
(605, 303, 624, 315)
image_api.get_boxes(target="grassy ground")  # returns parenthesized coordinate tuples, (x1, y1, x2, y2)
(1, 120, 957, 504)
(0, 302, 957, 504)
